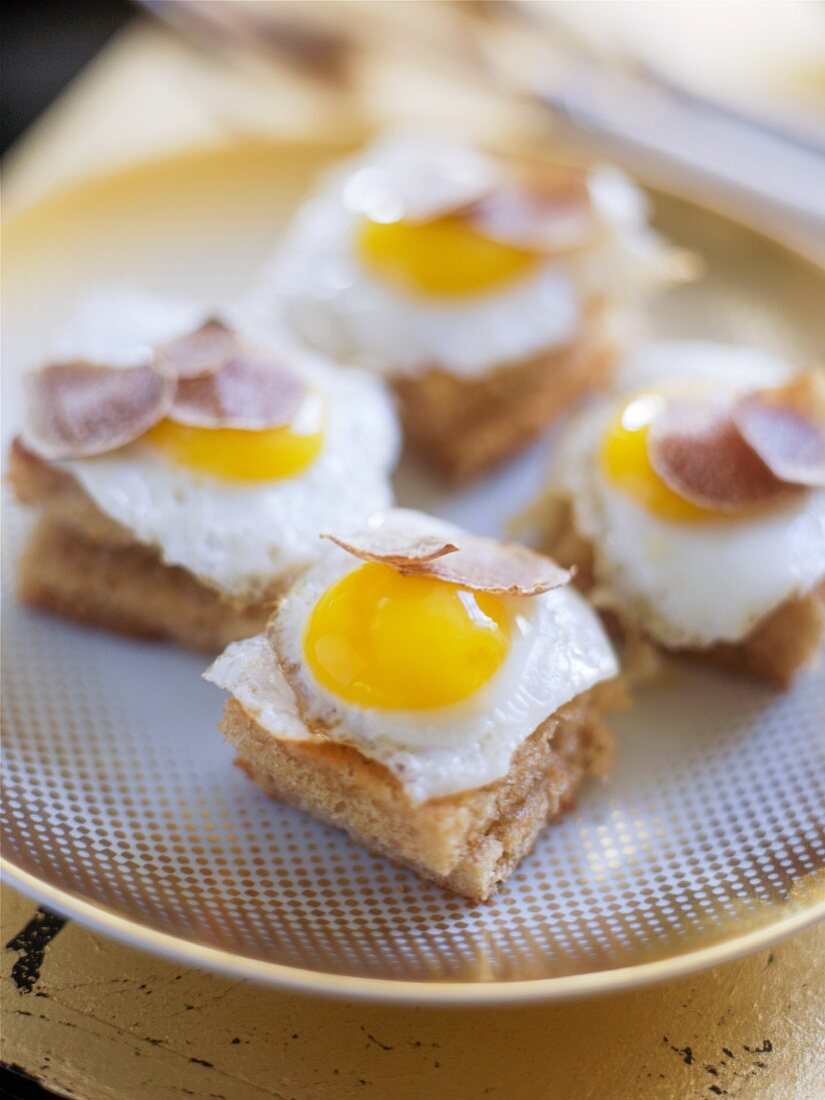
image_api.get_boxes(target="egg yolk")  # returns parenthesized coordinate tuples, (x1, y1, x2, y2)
(303, 562, 510, 711)
(146, 419, 323, 481)
(357, 216, 540, 296)
(600, 392, 717, 522)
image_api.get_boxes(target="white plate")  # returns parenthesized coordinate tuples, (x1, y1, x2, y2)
(2, 140, 824, 1003)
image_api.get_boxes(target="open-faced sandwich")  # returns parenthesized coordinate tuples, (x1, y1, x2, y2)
(205, 508, 623, 899)
(266, 131, 693, 481)
(529, 341, 825, 687)
(9, 295, 399, 651)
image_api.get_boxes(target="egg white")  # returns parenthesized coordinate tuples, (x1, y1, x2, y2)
(552, 341, 825, 647)
(263, 133, 678, 379)
(206, 509, 618, 803)
(27, 291, 400, 601)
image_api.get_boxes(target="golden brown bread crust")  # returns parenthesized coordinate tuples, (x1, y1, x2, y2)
(221, 679, 624, 900)
(17, 517, 272, 652)
(394, 308, 620, 483)
(692, 592, 825, 688)
(540, 496, 825, 688)
(9, 438, 284, 650)
(9, 438, 134, 547)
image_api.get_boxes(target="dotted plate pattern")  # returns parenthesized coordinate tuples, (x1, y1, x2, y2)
(2, 143, 824, 998)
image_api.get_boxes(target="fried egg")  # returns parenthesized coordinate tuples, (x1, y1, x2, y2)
(551, 341, 825, 646)
(263, 131, 682, 379)
(207, 509, 618, 801)
(32, 291, 400, 600)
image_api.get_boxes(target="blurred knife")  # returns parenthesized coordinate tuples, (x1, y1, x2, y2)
(141, 0, 825, 261)
(465, 1, 825, 260)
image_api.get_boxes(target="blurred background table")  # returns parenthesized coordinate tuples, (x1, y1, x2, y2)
(2, 8, 824, 1098)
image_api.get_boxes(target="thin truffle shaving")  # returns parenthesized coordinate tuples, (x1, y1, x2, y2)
(23, 360, 176, 460)
(647, 373, 825, 512)
(345, 142, 498, 224)
(154, 318, 239, 379)
(733, 370, 825, 488)
(320, 531, 459, 566)
(467, 170, 597, 253)
(321, 525, 572, 596)
(352, 146, 596, 253)
(169, 352, 307, 429)
(647, 395, 789, 511)
(23, 323, 309, 458)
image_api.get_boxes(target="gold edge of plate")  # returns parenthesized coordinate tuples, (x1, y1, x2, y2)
(1, 137, 347, 229)
(3, 138, 824, 1003)
(3, 856, 824, 1004)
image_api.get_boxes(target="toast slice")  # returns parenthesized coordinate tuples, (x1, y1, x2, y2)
(394, 307, 620, 483)
(18, 517, 272, 652)
(220, 679, 623, 901)
(9, 441, 273, 651)
(539, 496, 825, 688)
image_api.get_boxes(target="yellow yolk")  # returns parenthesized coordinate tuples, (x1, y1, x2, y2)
(601, 392, 717, 522)
(357, 216, 540, 296)
(146, 419, 323, 481)
(303, 562, 510, 711)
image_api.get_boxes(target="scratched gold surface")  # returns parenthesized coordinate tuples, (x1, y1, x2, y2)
(3, 884, 824, 1099)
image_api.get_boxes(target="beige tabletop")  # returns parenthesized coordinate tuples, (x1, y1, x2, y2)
(2, 17, 824, 1100)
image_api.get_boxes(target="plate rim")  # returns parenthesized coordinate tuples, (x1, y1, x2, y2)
(5, 859, 824, 1004)
(3, 137, 824, 1005)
